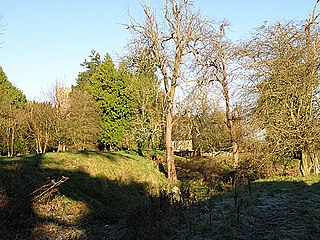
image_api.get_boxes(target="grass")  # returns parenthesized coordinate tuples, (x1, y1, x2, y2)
(2, 151, 320, 239)
(170, 175, 320, 240)
(0, 150, 169, 239)
(161, 155, 320, 239)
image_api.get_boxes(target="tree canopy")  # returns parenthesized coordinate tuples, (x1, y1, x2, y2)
(241, 14, 320, 175)
(0, 67, 27, 156)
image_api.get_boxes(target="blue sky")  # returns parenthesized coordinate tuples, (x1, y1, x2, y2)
(0, 0, 317, 100)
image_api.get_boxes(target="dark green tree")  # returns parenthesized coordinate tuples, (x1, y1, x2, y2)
(76, 50, 101, 87)
(124, 50, 164, 150)
(0, 67, 27, 156)
(77, 52, 132, 150)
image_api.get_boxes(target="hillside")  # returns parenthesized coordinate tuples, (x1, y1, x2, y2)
(1, 152, 320, 239)
(0, 151, 168, 239)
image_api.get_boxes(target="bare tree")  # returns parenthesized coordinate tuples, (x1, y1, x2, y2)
(26, 101, 56, 154)
(127, 0, 208, 181)
(240, 2, 320, 176)
(0, 106, 21, 157)
(194, 22, 240, 168)
(174, 85, 230, 157)
(67, 89, 101, 150)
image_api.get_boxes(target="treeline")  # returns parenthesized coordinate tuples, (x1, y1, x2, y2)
(1, 0, 320, 180)
(0, 66, 101, 155)
(124, 0, 320, 179)
(0, 51, 165, 155)
(76, 50, 168, 151)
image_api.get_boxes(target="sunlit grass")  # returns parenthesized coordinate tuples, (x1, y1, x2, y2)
(33, 194, 89, 224)
(0, 150, 170, 239)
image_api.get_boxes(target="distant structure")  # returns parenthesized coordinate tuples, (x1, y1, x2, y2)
(172, 140, 194, 157)
(55, 86, 71, 112)
(55, 86, 72, 152)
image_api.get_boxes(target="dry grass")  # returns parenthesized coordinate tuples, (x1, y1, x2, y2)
(0, 150, 169, 239)
(32, 194, 89, 224)
(32, 222, 86, 240)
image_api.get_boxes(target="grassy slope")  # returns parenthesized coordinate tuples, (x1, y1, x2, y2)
(170, 176, 320, 240)
(166, 157, 320, 240)
(0, 150, 168, 239)
(2, 151, 320, 239)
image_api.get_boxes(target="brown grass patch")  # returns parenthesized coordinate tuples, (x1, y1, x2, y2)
(32, 194, 89, 224)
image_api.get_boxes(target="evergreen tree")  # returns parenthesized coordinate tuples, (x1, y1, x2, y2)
(124, 51, 164, 150)
(77, 52, 132, 150)
(0, 67, 27, 156)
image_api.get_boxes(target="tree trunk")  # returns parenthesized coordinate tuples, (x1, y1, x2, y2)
(166, 106, 177, 182)
(310, 151, 320, 175)
(36, 136, 42, 154)
(6, 127, 10, 157)
(10, 126, 15, 157)
(222, 80, 239, 168)
(232, 141, 239, 168)
(43, 132, 49, 153)
(58, 142, 64, 152)
(300, 150, 310, 176)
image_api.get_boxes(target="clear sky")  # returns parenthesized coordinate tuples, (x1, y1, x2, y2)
(0, 0, 317, 100)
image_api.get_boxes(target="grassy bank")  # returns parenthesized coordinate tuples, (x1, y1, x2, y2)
(1, 151, 320, 239)
(0, 150, 168, 239)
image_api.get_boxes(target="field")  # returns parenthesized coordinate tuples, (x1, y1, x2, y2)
(1, 151, 320, 239)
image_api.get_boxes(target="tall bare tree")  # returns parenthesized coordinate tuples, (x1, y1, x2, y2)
(127, 0, 208, 181)
(67, 89, 101, 150)
(194, 22, 240, 168)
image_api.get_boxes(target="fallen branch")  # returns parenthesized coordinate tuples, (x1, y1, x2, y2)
(31, 176, 69, 202)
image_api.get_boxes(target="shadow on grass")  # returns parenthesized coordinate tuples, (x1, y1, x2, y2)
(188, 178, 320, 240)
(0, 153, 151, 239)
(1, 152, 320, 240)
